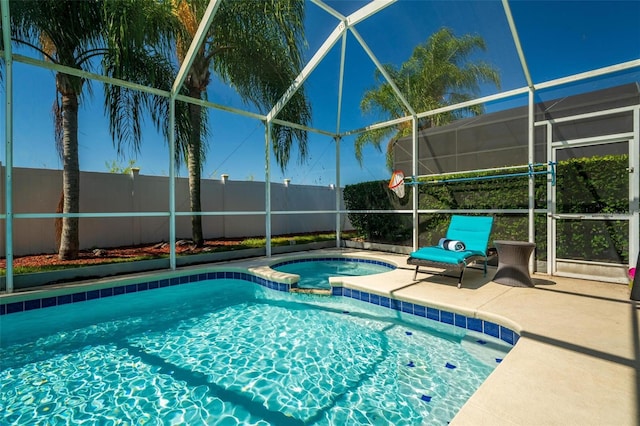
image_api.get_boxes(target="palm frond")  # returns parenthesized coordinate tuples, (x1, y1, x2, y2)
(358, 27, 501, 170)
(170, 0, 310, 172)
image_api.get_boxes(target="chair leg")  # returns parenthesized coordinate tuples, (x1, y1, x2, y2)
(457, 268, 464, 289)
(483, 260, 487, 276)
(413, 266, 419, 280)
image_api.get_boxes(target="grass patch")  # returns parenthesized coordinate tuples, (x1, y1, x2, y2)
(242, 232, 349, 248)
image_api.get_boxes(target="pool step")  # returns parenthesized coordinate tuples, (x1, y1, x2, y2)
(289, 287, 332, 296)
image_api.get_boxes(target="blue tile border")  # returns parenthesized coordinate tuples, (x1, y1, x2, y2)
(0, 271, 292, 315)
(0, 268, 519, 346)
(441, 311, 454, 325)
(468, 318, 483, 332)
(329, 286, 519, 346)
(427, 307, 440, 321)
(271, 257, 396, 271)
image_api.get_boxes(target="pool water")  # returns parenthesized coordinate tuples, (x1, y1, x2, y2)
(273, 259, 394, 289)
(0, 279, 511, 425)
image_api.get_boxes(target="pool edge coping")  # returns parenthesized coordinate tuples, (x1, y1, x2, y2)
(0, 259, 520, 347)
(260, 254, 398, 289)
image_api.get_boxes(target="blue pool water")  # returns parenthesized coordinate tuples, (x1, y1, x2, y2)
(273, 258, 394, 289)
(0, 279, 511, 425)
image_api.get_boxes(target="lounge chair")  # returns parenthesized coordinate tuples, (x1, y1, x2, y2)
(407, 215, 494, 288)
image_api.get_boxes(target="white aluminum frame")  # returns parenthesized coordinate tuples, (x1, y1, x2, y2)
(1, 0, 639, 292)
(544, 108, 639, 282)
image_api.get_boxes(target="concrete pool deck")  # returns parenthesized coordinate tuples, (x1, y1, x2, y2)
(2, 247, 638, 425)
(231, 248, 640, 426)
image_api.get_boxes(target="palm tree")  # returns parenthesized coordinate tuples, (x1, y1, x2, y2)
(6, 0, 177, 259)
(172, 0, 311, 246)
(356, 27, 501, 169)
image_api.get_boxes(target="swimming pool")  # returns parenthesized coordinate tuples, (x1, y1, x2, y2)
(272, 257, 395, 290)
(0, 275, 513, 425)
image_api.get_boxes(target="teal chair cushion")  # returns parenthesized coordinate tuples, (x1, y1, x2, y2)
(409, 215, 494, 264)
(409, 246, 484, 265)
(445, 215, 493, 254)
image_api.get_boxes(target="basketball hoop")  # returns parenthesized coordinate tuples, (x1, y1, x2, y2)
(388, 170, 405, 198)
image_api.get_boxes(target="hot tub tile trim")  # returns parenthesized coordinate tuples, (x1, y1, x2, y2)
(270, 256, 396, 271)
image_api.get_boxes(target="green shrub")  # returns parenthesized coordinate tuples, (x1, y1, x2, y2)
(343, 181, 412, 243)
(344, 155, 629, 263)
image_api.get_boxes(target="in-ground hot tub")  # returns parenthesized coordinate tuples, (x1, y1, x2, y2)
(271, 256, 396, 290)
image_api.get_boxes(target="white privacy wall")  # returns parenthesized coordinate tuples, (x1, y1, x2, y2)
(0, 166, 350, 256)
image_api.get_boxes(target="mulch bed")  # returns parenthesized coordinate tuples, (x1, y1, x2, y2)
(0, 239, 245, 269)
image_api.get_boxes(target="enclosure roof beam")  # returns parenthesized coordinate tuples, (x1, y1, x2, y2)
(171, 0, 222, 97)
(344, 0, 396, 27)
(342, 115, 413, 137)
(265, 21, 344, 122)
(502, 0, 533, 88)
(14, 54, 171, 98)
(349, 26, 416, 116)
(12, 51, 339, 138)
(174, 93, 265, 121)
(335, 30, 347, 134)
(266, 0, 396, 122)
(310, 0, 345, 21)
(343, 86, 529, 137)
(342, 55, 640, 138)
(415, 87, 530, 120)
(271, 118, 336, 138)
(535, 59, 640, 90)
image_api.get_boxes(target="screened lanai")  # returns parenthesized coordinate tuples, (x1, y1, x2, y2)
(1, 0, 639, 293)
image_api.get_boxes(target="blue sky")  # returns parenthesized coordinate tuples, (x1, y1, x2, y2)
(2, 0, 639, 186)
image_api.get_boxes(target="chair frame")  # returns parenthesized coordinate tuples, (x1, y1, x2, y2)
(407, 215, 494, 289)
(408, 254, 490, 288)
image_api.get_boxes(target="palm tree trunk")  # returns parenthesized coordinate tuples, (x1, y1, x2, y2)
(58, 91, 80, 260)
(55, 192, 63, 250)
(187, 94, 203, 247)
